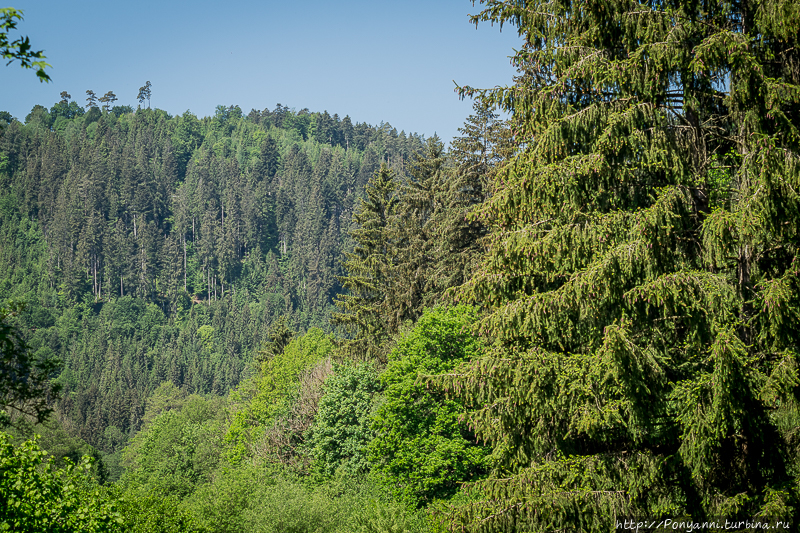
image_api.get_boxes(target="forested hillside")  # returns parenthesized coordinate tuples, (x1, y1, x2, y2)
(0, 100, 425, 449)
(0, 94, 513, 531)
(2, 0, 799, 531)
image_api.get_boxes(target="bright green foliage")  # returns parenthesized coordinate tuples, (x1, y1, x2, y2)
(224, 328, 333, 463)
(308, 361, 382, 477)
(351, 498, 426, 533)
(142, 381, 191, 428)
(0, 431, 121, 532)
(122, 395, 224, 498)
(7, 419, 111, 484)
(0, 8, 49, 82)
(180, 464, 269, 533)
(115, 489, 202, 533)
(369, 306, 489, 506)
(443, 0, 800, 530)
(182, 466, 424, 533)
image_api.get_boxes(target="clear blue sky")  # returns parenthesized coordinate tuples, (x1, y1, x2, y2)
(1, 1, 522, 144)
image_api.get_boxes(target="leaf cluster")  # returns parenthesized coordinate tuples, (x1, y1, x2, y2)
(0, 8, 50, 82)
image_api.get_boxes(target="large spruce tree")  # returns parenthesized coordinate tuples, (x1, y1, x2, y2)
(443, 0, 800, 530)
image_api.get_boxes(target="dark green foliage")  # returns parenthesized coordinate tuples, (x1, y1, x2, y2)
(6, 418, 111, 484)
(110, 105, 133, 117)
(50, 97, 84, 120)
(99, 91, 117, 112)
(24, 104, 52, 128)
(84, 105, 101, 124)
(0, 100, 425, 451)
(85, 89, 98, 108)
(136, 81, 151, 109)
(442, 0, 800, 530)
(258, 315, 297, 362)
(433, 102, 514, 294)
(369, 306, 489, 507)
(308, 362, 382, 477)
(388, 137, 450, 325)
(333, 111, 514, 364)
(333, 164, 399, 361)
(0, 431, 121, 532)
(0, 304, 60, 426)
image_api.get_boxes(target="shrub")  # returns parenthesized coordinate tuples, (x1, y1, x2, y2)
(224, 328, 333, 464)
(0, 431, 121, 532)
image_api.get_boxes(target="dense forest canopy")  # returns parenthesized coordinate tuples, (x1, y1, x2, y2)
(2, 0, 800, 531)
(0, 98, 429, 448)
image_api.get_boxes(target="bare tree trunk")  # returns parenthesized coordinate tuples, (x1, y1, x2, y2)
(183, 234, 187, 291)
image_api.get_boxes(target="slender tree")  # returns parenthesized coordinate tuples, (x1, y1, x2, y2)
(388, 136, 448, 323)
(85, 89, 98, 109)
(137, 81, 152, 109)
(441, 0, 800, 530)
(429, 106, 515, 297)
(332, 164, 399, 362)
(99, 91, 117, 112)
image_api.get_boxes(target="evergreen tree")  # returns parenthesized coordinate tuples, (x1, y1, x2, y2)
(0, 304, 61, 426)
(389, 136, 449, 325)
(0, 94, 429, 451)
(98, 91, 117, 113)
(257, 315, 296, 362)
(442, 0, 800, 530)
(430, 102, 514, 295)
(137, 81, 151, 109)
(333, 164, 399, 362)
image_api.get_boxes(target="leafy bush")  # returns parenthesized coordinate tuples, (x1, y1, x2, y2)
(183, 466, 423, 533)
(308, 361, 382, 477)
(115, 489, 203, 533)
(351, 498, 425, 533)
(0, 431, 121, 532)
(122, 395, 224, 497)
(368, 305, 489, 506)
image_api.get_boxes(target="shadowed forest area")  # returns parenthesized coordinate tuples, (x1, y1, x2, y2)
(2, 0, 800, 531)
